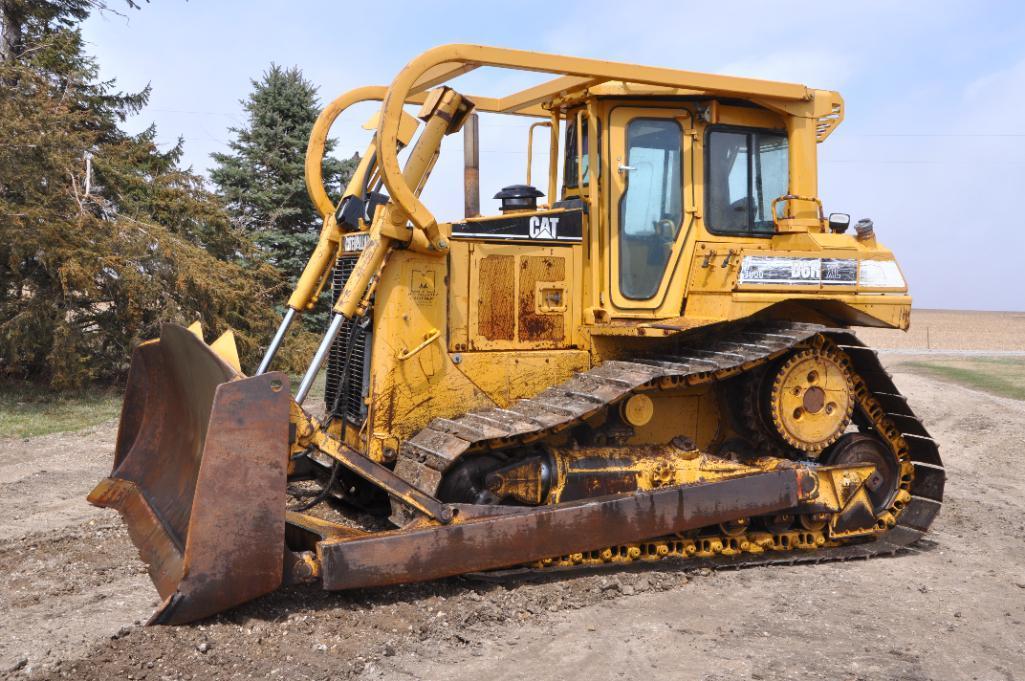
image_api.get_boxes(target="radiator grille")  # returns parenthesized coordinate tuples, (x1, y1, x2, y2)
(324, 253, 371, 424)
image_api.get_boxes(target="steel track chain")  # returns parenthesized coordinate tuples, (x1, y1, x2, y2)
(394, 320, 944, 570)
(521, 333, 942, 573)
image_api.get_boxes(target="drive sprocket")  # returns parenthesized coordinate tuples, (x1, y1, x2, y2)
(769, 342, 855, 454)
(741, 339, 855, 457)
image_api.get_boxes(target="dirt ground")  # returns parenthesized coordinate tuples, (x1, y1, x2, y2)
(2, 356, 1025, 679)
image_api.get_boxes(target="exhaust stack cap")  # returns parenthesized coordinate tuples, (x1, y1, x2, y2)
(494, 184, 544, 213)
(855, 218, 875, 241)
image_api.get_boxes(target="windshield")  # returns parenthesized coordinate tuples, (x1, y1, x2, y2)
(706, 128, 788, 235)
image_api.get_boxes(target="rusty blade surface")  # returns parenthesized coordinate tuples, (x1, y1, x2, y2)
(88, 324, 289, 625)
(315, 468, 800, 590)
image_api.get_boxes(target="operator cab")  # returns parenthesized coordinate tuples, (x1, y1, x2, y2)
(550, 98, 796, 316)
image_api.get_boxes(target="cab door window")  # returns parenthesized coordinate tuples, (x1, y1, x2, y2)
(618, 118, 683, 299)
(706, 127, 788, 235)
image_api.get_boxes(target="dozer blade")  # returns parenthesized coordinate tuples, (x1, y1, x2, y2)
(88, 324, 290, 625)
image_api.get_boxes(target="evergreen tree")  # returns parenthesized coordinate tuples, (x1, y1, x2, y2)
(1, 0, 142, 65)
(0, 2, 300, 391)
(211, 65, 358, 330)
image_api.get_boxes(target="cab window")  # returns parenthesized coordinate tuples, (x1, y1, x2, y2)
(619, 118, 683, 299)
(706, 127, 788, 235)
(563, 115, 600, 189)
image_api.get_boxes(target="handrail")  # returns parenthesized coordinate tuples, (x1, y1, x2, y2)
(771, 194, 825, 230)
(525, 121, 551, 188)
(397, 328, 441, 361)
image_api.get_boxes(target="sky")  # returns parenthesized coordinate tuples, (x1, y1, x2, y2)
(82, 1, 1025, 311)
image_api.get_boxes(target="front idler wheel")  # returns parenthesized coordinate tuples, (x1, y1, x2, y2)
(821, 433, 900, 515)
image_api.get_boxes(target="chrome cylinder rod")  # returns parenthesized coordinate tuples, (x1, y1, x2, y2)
(256, 307, 297, 375)
(295, 313, 346, 404)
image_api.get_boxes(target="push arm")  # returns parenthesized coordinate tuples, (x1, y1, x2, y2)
(255, 87, 417, 374)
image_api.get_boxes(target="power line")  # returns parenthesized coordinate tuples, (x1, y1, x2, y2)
(822, 159, 1025, 166)
(145, 108, 239, 116)
(848, 133, 1025, 138)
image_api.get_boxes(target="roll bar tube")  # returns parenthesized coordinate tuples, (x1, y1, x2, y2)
(260, 87, 400, 375)
(306, 86, 406, 220)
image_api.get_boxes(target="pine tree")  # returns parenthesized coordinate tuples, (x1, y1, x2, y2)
(0, 2, 301, 391)
(211, 65, 358, 330)
(1, 0, 143, 65)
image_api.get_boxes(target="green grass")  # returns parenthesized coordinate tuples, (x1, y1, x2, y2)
(899, 357, 1025, 401)
(0, 369, 327, 440)
(0, 381, 122, 439)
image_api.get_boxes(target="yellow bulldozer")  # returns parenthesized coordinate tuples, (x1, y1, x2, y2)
(89, 45, 944, 625)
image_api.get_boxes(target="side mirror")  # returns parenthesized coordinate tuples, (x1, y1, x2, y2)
(828, 212, 851, 234)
